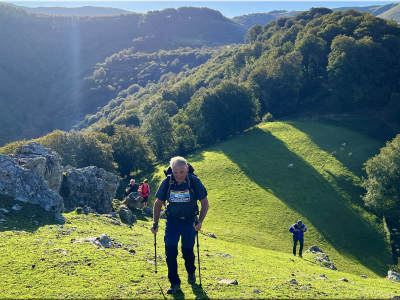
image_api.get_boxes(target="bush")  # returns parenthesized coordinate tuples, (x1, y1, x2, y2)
(262, 112, 274, 123)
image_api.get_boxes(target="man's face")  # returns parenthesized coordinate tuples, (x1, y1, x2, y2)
(131, 182, 135, 186)
(172, 164, 187, 184)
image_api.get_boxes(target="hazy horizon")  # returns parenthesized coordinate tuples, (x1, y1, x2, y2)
(4, 1, 399, 17)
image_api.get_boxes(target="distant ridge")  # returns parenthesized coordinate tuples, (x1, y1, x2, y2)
(377, 3, 400, 22)
(21, 5, 133, 16)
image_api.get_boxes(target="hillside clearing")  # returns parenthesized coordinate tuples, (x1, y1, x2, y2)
(140, 121, 390, 277)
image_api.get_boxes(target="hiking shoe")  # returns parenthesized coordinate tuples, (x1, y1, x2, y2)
(167, 283, 181, 294)
(188, 273, 196, 284)
(299, 255, 303, 258)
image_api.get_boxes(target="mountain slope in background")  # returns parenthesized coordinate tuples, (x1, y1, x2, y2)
(377, 3, 400, 21)
(0, 3, 247, 146)
(20, 5, 132, 16)
(234, 2, 400, 30)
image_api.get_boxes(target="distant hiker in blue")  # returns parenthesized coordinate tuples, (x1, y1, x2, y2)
(289, 220, 307, 258)
(151, 156, 209, 295)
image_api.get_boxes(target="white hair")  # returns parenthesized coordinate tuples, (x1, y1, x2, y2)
(130, 179, 135, 183)
(170, 156, 187, 169)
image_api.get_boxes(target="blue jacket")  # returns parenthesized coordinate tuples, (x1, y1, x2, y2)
(289, 223, 307, 240)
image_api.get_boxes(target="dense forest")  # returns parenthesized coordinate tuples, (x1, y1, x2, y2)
(0, 3, 247, 146)
(3, 7, 400, 181)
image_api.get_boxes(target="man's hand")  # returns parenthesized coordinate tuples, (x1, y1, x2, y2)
(193, 220, 202, 231)
(151, 223, 158, 235)
(301, 228, 306, 232)
(293, 228, 298, 232)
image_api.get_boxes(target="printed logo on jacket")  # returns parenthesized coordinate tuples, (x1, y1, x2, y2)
(169, 190, 190, 202)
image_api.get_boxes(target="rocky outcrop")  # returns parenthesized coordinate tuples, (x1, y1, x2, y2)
(118, 205, 137, 224)
(123, 192, 143, 210)
(388, 270, 400, 281)
(60, 165, 119, 214)
(142, 207, 153, 217)
(305, 245, 337, 270)
(0, 147, 64, 216)
(14, 142, 63, 193)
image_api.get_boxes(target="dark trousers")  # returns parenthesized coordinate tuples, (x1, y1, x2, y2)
(165, 246, 196, 284)
(164, 219, 197, 284)
(293, 237, 304, 256)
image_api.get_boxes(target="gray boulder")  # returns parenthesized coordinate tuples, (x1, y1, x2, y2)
(123, 193, 143, 210)
(0, 152, 64, 216)
(305, 245, 337, 270)
(14, 142, 63, 193)
(60, 165, 119, 214)
(388, 270, 400, 281)
(118, 205, 137, 224)
(142, 207, 153, 217)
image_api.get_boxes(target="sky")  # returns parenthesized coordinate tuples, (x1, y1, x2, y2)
(3, 1, 400, 17)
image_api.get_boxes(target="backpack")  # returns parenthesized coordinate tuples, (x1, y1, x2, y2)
(163, 163, 199, 220)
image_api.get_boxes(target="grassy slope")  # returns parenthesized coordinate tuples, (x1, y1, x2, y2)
(141, 121, 390, 278)
(378, 3, 400, 22)
(1, 121, 396, 298)
(0, 193, 398, 299)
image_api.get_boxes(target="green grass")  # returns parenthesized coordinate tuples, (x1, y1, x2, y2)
(0, 194, 399, 299)
(1, 120, 396, 298)
(141, 121, 390, 278)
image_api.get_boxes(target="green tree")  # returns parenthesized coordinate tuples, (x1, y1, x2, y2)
(107, 125, 153, 177)
(362, 135, 400, 222)
(198, 81, 260, 144)
(144, 109, 177, 160)
(174, 123, 196, 155)
(248, 24, 263, 44)
(295, 33, 327, 81)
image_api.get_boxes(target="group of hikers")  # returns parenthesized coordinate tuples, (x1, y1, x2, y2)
(125, 156, 307, 295)
(124, 178, 150, 207)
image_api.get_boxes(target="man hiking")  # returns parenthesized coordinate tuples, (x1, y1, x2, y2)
(151, 156, 209, 294)
(123, 179, 139, 198)
(289, 220, 307, 258)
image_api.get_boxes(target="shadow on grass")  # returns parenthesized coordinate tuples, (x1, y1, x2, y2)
(191, 283, 210, 300)
(219, 127, 389, 276)
(0, 194, 61, 233)
(172, 289, 185, 299)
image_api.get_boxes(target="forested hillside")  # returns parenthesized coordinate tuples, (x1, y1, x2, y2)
(3, 7, 400, 180)
(0, 3, 247, 146)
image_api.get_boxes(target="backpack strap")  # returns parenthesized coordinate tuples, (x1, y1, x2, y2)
(187, 173, 197, 199)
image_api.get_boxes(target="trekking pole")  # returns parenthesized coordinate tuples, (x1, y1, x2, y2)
(153, 223, 158, 274)
(195, 217, 202, 288)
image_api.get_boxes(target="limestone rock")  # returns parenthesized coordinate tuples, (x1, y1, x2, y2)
(14, 142, 63, 193)
(12, 204, 22, 211)
(388, 270, 400, 281)
(0, 152, 64, 216)
(218, 279, 238, 285)
(305, 245, 337, 270)
(142, 207, 153, 217)
(118, 205, 137, 224)
(337, 278, 348, 282)
(60, 165, 119, 214)
(206, 233, 217, 238)
(73, 233, 112, 248)
(286, 279, 298, 284)
(123, 192, 143, 210)
(0, 208, 9, 214)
